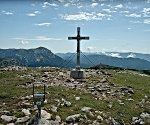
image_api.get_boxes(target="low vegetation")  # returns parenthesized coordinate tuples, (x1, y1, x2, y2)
(0, 67, 149, 124)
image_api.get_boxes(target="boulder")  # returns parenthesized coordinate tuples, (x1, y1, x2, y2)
(7, 123, 15, 125)
(66, 114, 81, 123)
(41, 110, 51, 120)
(1, 115, 16, 122)
(81, 107, 92, 113)
(75, 97, 80, 101)
(55, 115, 61, 123)
(111, 118, 120, 125)
(22, 109, 31, 116)
(51, 105, 58, 113)
(16, 116, 30, 123)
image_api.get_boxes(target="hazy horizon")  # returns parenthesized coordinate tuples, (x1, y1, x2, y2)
(0, 0, 150, 53)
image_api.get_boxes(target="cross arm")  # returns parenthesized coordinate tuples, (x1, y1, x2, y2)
(81, 37, 90, 40)
(68, 37, 77, 40)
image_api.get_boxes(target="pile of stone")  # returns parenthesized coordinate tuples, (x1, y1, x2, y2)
(132, 112, 150, 125)
(2, 66, 27, 71)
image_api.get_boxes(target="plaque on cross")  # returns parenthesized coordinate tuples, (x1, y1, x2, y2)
(68, 27, 89, 69)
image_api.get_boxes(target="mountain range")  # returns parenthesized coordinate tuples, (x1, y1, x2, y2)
(0, 47, 63, 67)
(56, 52, 150, 70)
(0, 47, 150, 70)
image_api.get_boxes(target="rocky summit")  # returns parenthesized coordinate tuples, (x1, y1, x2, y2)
(0, 66, 150, 125)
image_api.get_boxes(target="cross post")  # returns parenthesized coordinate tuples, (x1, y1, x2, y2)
(68, 27, 89, 69)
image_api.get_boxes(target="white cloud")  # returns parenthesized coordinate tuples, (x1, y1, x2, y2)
(34, 23, 51, 27)
(128, 28, 131, 30)
(34, 11, 41, 14)
(31, 3, 35, 6)
(12, 36, 62, 41)
(19, 40, 29, 45)
(61, 12, 111, 21)
(142, 8, 150, 17)
(57, 0, 64, 3)
(120, 11, 129, 13)
(127, 53, 136, 58)
(101, 4, 105, 6)
(126, 13, 141, 18)
(102, 9, 116, 13)
(77, 5, 83, 8)
(64, 3, 70, 7)
(86, 46, 96, 52)
(42, 2, 58, 8)
(130, 20, 142, 24)
(144, 19, 150, 24)
(27, 13, 36, 16)
(147, 0, 150, 3)
(102, 9, 111, 13)
(50, 3, 59, 7)
(1, 10, 14, 15)
(91, 3, 98, 7)
(115, 4, 123, 8)
(27, 10, 40, 17)
(109, 53, 122, 58)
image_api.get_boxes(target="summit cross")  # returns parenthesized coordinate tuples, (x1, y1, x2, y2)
(68, 27, 89, 69)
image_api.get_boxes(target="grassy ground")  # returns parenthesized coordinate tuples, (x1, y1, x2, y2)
(0, 68, 149, 124)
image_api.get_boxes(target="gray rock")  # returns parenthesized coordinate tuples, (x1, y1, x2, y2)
(97, 115, 103, 121)
(38, 119, 59, 125)
(51, 105, 58, 112)
(111, 118, 120, 125)
(140, 112, 150, 119)
(81, 107, 92, 113)
(132, 117, 142, 125)
(66, 114, 81, 123)
(1, 115, 16, 122)
(55, 115, 61, 123)
(22, 109, 31, 116)
(75, 97, 80, 101)
(41, 110, 51, 120)
(59, 98, 71, 107)
(7, 123, 15, 125)
(92, 120, 100, 125)
(16, 116, 30, 123)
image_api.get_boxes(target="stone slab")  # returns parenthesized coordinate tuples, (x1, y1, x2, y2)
(70, 69, 85, 79)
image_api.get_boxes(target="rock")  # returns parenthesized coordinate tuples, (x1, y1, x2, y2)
(7, 123, 15, 125)
(59, 98, 71, 107)
(75, 97, 80, 101)
(1, 115, 16, 122)
(37, 119, 50, 125)
(111, 118, 120, 125)
(51, 105, 58, 112)
(81, 107, 92, 113)
(44, 99, 48, 104)
(100, 78, 107, 83)
(140, 112, 150, 119)
(65, 101, 71, 107)
(66, 114, 81, 123)
(127, 98, 134, 101)
(108, 104, 113, 109)
(97, 115, 103, 121)
(41, 110, 51, 120)
(59, 72, 64, 76)
(132, 117, 142, 125)
(22, 109, 31, 116)
(132, 117, 139, 122)
(55, 115, 61, 123)
(92, 120, 100, 125)
(16, 116, 30, 123)
(120, 87, 134, 94)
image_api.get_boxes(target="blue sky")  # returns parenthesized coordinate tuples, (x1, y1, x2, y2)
(0, 0, 150, 53)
